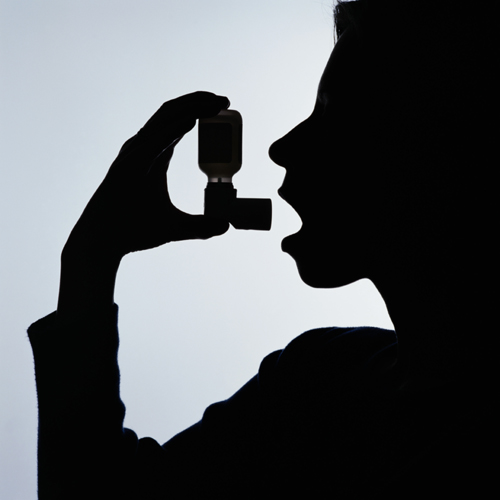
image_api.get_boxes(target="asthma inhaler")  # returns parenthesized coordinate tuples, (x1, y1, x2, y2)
(198, 110, 272, 231)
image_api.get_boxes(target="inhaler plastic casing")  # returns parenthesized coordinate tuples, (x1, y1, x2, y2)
(198, 110, 242, 182)
(198, 110, 272, 231)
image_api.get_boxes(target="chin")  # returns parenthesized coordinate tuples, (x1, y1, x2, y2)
(296, 262, 360, 289)
(282, 230, 367, 288)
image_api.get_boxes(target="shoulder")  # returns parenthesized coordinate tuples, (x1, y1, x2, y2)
(256, 326, 398, 420)
(260, 325, 397, 381)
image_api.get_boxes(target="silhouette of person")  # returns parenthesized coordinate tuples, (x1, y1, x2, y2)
(28, 1, 497, 498)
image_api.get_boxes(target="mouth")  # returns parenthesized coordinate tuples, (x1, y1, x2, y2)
(277, 186, 296, 210)
(281, 224, 306, 257)
(278, 186, 304, 223)
(277, 186, 304, 256)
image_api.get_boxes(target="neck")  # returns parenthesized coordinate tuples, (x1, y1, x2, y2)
(370, 254, 489, 390)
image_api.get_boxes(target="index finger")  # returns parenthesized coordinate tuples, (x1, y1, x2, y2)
(141, 91, 231, 140)
(117, 92, 231, 169)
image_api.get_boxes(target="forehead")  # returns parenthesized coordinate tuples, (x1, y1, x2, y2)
(317, 27, 362, 99)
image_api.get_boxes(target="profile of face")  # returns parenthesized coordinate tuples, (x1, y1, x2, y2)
(269, 27, 394, 289)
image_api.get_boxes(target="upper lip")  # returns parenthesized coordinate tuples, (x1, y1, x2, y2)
(278, 187, 294, 207)
(278, 187, 304, 222)
(278, 181, 292, 201)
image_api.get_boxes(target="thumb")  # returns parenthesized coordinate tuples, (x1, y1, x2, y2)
(175, 213, 230, 241)
(192, 215, 230, 240)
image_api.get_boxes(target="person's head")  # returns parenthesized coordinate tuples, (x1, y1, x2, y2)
(269, 0, 498, 290)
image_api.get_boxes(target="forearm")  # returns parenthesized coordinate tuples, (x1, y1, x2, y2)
(30, 302, 134, 499)
(30, 239, 132, 498)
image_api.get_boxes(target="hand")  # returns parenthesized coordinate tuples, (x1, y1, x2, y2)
(64, 91, 231, 258)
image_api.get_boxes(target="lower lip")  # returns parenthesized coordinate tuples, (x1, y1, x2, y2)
(281, 230, 302, 254)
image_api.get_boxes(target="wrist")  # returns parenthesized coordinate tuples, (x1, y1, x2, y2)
(57, 245, 122, 323)
(61, 236, 124, 268)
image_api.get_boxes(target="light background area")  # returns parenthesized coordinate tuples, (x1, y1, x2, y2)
(0, 1, 393, 498)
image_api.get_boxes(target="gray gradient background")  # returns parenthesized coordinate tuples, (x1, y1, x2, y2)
(0, 1, 392, 498)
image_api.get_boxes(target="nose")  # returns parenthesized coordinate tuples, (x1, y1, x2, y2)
(269, 116, 315, 170)
(269, 124, 304, 169)
(268, 139, 287, 168)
